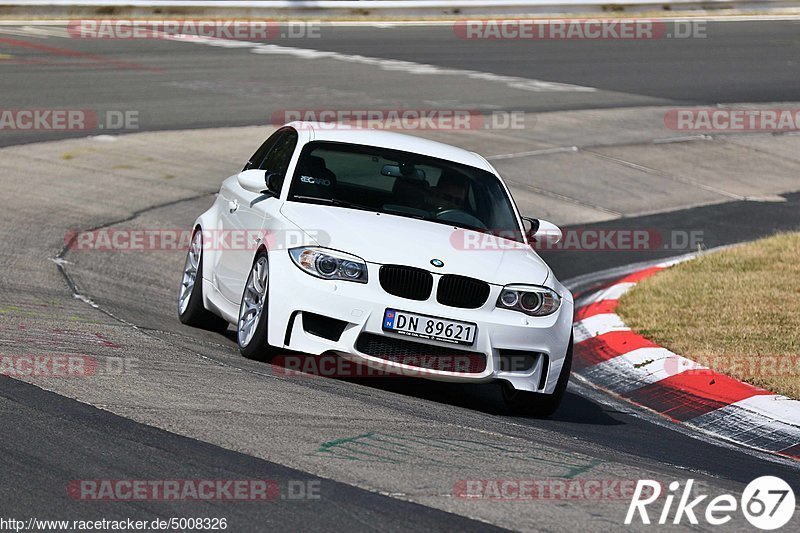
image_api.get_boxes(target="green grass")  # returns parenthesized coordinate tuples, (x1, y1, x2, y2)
(617, 232, 800, 399)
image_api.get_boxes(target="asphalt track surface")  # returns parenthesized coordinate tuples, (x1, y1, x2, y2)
(1, 20, 800, 146)
(0, 19, 799, 531)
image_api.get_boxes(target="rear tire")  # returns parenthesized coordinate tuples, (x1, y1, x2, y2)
(178, 229, 229, 333)
(237, 252, 276, 361)
(501, 334, 573, 418)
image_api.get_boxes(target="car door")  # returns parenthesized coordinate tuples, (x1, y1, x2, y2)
(215, 128, 298, 303)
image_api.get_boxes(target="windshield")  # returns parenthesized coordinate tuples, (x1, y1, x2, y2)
(287, 141, 524, 242)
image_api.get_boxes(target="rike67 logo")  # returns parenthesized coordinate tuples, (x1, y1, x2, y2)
(626, 477, 795, 529)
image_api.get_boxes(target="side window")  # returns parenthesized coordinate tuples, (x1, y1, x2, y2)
(260, 129, 298, 175)
(243, 130, 281, 171)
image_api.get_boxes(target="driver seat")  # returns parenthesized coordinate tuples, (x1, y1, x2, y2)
(298, 155, 337, 199)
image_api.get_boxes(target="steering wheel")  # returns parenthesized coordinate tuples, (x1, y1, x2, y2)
(434, 209, 487, 230)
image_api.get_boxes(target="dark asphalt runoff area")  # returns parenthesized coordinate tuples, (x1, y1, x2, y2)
(0, 375, 501, 532)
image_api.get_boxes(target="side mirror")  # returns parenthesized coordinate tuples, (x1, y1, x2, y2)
(522, 217, 562, 245)
(236, 169, 283, 196)
(237, 169, 268, 193)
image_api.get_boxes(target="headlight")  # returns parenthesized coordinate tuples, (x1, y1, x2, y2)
(289, 247, 368, 283)
(496, 285, 560, 316)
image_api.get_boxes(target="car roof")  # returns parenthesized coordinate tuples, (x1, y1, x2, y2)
(286, 121, 495, 172)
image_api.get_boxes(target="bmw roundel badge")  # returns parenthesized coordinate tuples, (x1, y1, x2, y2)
(430, 259, 444, 268)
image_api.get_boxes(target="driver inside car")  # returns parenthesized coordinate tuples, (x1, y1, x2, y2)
(431, 171, 470, 211)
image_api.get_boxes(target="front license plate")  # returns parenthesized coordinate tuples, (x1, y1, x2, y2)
(382, 309, 477, 346)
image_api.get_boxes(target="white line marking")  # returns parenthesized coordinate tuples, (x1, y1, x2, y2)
(731, 394, 800, 427)
(653, 134, 713, 144)
(0, 26, 69, 38)
(584, 347, 706, 394)
(0, 26, 59, 39)
(688, 397, 800, 453)
(20, 25, 71, 37)
(161, 33, 597, 93)
(655, 256, 694, 268)
(250, 43, 597, 92)
(486, 145, 578, 160)
(575, 281, 635, 307)
(586, 149, 749, 201)
(572, 313, 628, 343)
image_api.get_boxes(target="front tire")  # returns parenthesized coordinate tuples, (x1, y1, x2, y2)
(178, 229, 229, 333)
(501, 335, 573, 418)
(237, 252, 275, 360)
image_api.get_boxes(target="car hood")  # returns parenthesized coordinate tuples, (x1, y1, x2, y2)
(280, 202, 550, 286)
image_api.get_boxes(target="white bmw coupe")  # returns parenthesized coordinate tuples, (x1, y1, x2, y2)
(178, 122, 574, 416)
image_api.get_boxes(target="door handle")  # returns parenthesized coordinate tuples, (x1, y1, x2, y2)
(228, 200, 239, 213)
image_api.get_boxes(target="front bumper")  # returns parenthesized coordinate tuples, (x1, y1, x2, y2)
(266, 251, 574, 394)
